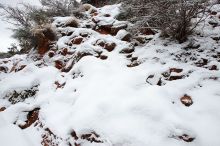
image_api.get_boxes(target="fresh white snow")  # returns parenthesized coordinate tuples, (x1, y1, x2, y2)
(0, 3, 220, 146)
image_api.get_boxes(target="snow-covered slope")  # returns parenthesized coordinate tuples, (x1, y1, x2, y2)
(0, 4, 220, 146)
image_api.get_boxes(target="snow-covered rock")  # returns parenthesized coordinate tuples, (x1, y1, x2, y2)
(0, 3, 220, 146)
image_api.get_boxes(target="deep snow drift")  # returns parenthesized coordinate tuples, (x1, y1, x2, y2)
(0, 3, 220, 146)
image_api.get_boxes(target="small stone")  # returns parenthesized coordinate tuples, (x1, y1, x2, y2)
(178, 134, 195, 142)
(168, 75, 183, 81)
(116, 29, 131, 42)
(180, 94, 193, 107)
(61, 48, 68, 56)
(120, 48, 134, 54)
(126, 54, 132, 58)
(127, 62, 141, 68)
(55, 60, 64, 70)
(131, 57, 138, 62)
(104, 14, 111, 17)
(170, 68, 183, 73)
(0, 107, 6, 112)
(208, 21, 218, 27)
(111, 23, 128, 35)
(72, 37, 83, 45)
(100, 55, 108, 60)
(96, 39, 105, 47)
(95, 25, 112, 35)
(54, 81, 66, 89)
(15, 65, 26, 72)
(70, 130, 78, 140)
(0, 66, 8, 73)
(104, 42, 116, 52)
(80, 33, 89, 38)
(92, 18, 100, 23)
(209, 65, 218, 70)
(48, 51, 55, 58)
(92, 12, 98, 16)
(212, 36, 220, 41)
(19, 108, 40, 129)
(210, 11, 217, 15)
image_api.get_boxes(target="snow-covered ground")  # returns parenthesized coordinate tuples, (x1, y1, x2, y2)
(0, 3, 220, 146)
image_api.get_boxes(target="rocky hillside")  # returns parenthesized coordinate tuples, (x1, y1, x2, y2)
(0, 3, 220, 146)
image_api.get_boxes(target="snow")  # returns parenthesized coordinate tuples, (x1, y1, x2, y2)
(0, 111, 41, 146)
(115, 29, 129, 40)
(0, 3, 220, 146)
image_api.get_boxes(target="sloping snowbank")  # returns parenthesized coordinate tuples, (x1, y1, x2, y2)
(0, 3, 220, 146)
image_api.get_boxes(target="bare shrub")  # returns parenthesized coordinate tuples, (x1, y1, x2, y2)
(39, 0, 81, 16)
(0, 0, 81, 52)
(31, 24, 57, 55)
(64, 17, 79, 27)
(119, 0, 208, 43)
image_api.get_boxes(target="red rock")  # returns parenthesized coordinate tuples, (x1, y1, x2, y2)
(93, 12, 98, 16)
(131, 57, 138, 62)
(19, 108, 40, 129)
(96, 39, 105, 47)
(15, 65, 26, 72)
(95, 28, 111, 35)
(80, 33, 89, 38)
(70, 130, 78, 140)
(210, 11, 217, 15)
(209, 65, 218, 70)
(0, 66, 8, 73)
(100, 55, 108, 60)
(81, 132, 102, 143)
(126, 54, 132, 58)
(72, 37, 83, 45)
(208, 21, 218, 27)
(120, 48, 134, 54)
(48, 51, 55, 58)
(41, 127, 59, 146)
(55, 60, 64, 70)
(37, 38, 51, 56)
(195, 58, 208, 67)
(62, 60, 74, 72)
(180, 94, 193, 107)
(104, 14, 111, 17)
(178, 134, 195, 142)
(61, 48, 69, 56)
(111, 24, 128, 35)
(127, 62, 141, 68)
(0, 107, 6, 112)
(168, 75, 183, 81)
(212, 36, 220, 41)
(95, 25, 112, 35)
(170, 68, 183, 73)
(104, 42, 116, 52)
(121, 33, 132, 42)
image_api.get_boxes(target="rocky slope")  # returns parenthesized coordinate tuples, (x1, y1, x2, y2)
(0, 3, 220, 146)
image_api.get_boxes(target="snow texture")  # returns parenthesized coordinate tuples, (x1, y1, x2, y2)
(0, 3, 220, 146)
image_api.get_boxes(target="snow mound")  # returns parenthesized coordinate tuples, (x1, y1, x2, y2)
(0, 3, 220, 146)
